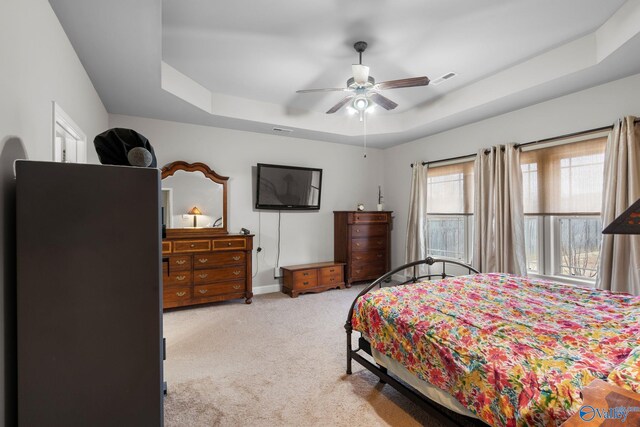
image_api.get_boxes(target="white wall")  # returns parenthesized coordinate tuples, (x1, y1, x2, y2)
(109, 114, 384, 292)
(0, 0, 108, 425)
(383, 72, 640, 270)
(0, 0, 108, 162)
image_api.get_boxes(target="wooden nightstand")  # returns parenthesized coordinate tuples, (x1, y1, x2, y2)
(281, 262, 346, 298)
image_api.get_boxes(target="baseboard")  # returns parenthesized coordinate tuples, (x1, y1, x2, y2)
(253, 284, 281, 295)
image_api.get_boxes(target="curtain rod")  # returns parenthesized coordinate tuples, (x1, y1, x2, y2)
(410, 118, 639, 168)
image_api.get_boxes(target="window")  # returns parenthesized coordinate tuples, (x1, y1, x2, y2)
(556, 216, 602, 279)
(426, 161, 474, 261)
(521, 135, 607, 283)
(53, 102, 86, 163)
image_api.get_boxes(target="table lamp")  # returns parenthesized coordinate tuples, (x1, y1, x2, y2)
(602, 198, 640, 234)
(188, 206, 202, 227)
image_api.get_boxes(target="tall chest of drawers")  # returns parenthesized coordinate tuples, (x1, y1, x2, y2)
(163, 231, 253, 309)
(334, 211, 392, 285)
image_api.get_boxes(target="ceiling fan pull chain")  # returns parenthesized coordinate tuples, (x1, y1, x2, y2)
(363, 112, 367, 158)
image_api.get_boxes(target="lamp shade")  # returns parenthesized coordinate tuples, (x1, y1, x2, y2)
(188, 206, 202, 215)
(352, 64, 370, 85)
(602, 198, 640, 234)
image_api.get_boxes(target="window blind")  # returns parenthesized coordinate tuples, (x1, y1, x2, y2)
(521, 137, 606, 215)
(427, 161, 474, 214)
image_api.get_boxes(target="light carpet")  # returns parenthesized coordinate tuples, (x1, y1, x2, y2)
(163, 284, 479, 426)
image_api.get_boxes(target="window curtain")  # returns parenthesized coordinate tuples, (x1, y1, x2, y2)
(597, 116, 640, 295)
(406, 162, 428, 271)
(473, 144, 526, 274)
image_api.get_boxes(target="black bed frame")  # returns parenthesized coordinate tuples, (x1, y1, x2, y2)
(345, 256, 485, 426)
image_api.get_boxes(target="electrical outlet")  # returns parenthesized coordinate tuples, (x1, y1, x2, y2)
(274, 266, 281, 278)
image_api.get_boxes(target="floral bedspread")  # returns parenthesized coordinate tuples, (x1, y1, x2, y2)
(352, 273, 640, 426)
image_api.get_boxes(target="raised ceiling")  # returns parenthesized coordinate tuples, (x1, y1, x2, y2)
(50, 0, 640, 148)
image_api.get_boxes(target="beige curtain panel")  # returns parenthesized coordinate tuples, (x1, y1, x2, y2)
(473, 144, 526, 275)
(597, 116, 640, 295)
(406, 162, 428, 272)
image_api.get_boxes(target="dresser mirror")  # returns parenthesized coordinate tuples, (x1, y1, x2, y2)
(161, 161, 228, 234)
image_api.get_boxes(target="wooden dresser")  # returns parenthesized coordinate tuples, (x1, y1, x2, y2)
(334, 211, 392, 285)
(162, 230, 253, 309)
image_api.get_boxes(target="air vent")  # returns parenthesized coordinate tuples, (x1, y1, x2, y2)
(272, 127, 293, 134)
(431, 72, 457, 86)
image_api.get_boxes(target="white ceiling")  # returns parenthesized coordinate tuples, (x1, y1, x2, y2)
(49, 0, 640, 148)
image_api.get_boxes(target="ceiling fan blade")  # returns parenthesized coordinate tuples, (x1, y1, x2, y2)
(374, 76, 430, 90)
(368, 93, 398, 111)
(352, 64, 370, 85)
(326, 95, 354, 114)
(296, 87, 350, 94)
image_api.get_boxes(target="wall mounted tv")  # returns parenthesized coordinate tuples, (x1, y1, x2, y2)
(255, 163, 323, 210)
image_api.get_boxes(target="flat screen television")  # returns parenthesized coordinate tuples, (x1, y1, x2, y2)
(255, 163, 322, 210)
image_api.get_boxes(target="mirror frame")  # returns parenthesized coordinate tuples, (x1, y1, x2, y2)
(161, 161, 229, 235)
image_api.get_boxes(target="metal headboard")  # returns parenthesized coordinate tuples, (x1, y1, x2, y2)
(346, 256, 479, 331)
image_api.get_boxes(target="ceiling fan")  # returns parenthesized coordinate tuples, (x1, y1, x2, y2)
(296, 41, 430, 115)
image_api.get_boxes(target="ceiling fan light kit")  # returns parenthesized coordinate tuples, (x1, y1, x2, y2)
(353, 95, 369, 111)
(296, 41, 430, 115)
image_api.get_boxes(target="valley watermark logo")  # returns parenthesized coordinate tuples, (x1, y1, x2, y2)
(579, 405, 640, 423)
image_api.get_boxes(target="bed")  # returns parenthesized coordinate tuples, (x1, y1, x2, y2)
(345, 257, 640, 426)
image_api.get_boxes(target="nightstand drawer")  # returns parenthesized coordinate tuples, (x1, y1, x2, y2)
(212, 239, 246, 250)
(193, 251, 245, 268)
(173, 240, 211, 253)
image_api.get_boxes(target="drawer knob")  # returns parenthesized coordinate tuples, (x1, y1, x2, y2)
(228, 242, 232, 246)
(176, 275, 186, 281)
(233, 270, 241, 276)
(303, 281, 309, 285)
(198, 273, 208, 279)
(198, 258, 208, 263)
(176, 260, 186, 265)
(199, 289, 208, 294)
(232, 256, 241, 261)
(176, 291, 186, 297)
(190, 244, 195, 248)
(233, 285, 241, 290)
(355, 270, 361, 274)
(303, 272, 309, 276)
(356, 243, 360, 247)
(330, 278, 335, 282)
(355, 228, 360, 232)
(329, 269, 334, 272)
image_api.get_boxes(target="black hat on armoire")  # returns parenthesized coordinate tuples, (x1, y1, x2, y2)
(93, 128, 157, 167)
